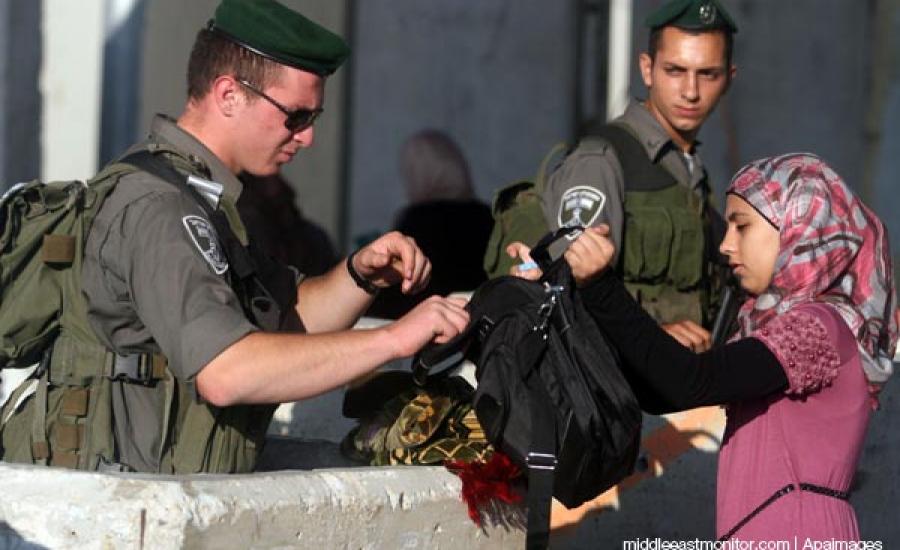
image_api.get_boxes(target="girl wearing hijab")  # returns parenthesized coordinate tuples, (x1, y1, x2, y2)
(513, 153, 897, 540)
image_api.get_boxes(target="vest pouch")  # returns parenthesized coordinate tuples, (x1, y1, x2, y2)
(666, 207, 705, 290)
(44, 383, 88, 469)
(0, 378, 112, 470)
(168, 394, 275, 474)
(622, 205, 673, 283)
(625, 282, 704, 326)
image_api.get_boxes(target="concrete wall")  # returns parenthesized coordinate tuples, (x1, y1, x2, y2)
(869, 0, 900, 267)
(0, 462, 523, 549)
(98, 0, 146, 167)
(0, 0, 40, 189)
(346, 0, 577, 247)
(41, 0, 898, 255)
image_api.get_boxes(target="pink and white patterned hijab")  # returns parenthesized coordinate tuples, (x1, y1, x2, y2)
(728, 153, 898, 385)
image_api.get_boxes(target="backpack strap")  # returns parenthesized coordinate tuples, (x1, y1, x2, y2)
(516, 326, 558, 550)
(121, 149, 297, 333)
(29, 350, 53, 465)
(117, 150, 258, 283)
(529, 226, 584, 271)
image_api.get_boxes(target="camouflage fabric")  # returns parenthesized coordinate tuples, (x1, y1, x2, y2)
(342, 380, 492, 466)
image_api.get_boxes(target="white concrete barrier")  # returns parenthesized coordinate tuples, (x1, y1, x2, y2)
(0, 462, 522, 549)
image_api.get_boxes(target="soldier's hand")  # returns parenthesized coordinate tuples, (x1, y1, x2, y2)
(661, 320, 711, 353)
(564, 225, 615, 287)
(352, 231, 431, 294)
(385, 295, 470, 357)
(506, 241, 542, 281)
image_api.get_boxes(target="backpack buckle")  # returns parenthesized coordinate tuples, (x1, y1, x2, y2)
(526, 452, 558, 471)
(535, 285, 563, 335)
(110, 354, 156, 385)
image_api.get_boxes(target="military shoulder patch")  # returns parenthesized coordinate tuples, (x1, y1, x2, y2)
(557, 185, 606, 229)
(182, 215, 229, 275)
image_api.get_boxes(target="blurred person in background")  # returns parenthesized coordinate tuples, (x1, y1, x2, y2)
(238, 172, 339, 276)
(367, 129, 493, 319)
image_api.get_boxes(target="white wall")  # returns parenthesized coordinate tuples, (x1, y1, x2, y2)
(40, 0, 105, 181)
(347, 1, 577, 247)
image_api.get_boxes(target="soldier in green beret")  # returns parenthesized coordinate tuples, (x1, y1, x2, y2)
(539, 0, 738, 353)
(1, 0, 469, 474)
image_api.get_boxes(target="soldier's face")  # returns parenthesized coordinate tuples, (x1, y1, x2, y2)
(237, 67, 324, 176)
(639, 27, 734, 148)
(719, 194, 780, 296)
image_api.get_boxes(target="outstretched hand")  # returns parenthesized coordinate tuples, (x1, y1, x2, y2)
(386, 295, 470, 357)
(506, 241, 542, 280)
(351, 231, 432, 294)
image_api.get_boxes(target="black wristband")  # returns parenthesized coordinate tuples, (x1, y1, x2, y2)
(346, 249, 380, 295)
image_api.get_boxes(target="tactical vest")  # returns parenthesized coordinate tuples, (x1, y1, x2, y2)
(482, 143, 568, 279)
(588, 124, 722, 326)
(0, 145, 298, 473)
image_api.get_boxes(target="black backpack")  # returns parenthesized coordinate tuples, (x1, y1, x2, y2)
(415, 228, 642, 550)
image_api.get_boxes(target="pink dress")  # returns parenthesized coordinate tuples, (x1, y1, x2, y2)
(716, 303, 872, 540)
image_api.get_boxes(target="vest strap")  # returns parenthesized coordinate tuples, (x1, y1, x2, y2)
(0, 377, 37, 427)
(584, 123, 679, 192)
(30, 357, 50, 465)
(118, 150, 258, 281)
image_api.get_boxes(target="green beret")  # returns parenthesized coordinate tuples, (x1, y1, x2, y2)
(208, 0, 350, 76)
(645, 0, 738, 33)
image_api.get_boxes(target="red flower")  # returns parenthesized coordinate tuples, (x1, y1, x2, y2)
(446, 452, 524, 525)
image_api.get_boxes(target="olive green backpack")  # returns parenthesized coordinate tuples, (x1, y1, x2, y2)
(0, 165, 139, 469)
(0, 152, 273, 473)
(0, 169, 129, 372)
(482, 143, 567, 279)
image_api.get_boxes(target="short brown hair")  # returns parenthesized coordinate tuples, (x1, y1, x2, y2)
(186, 29, 283, 100)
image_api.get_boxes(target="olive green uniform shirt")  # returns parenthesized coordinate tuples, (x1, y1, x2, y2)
(542, 99, 710, 263)
(82, 115, 296, 472)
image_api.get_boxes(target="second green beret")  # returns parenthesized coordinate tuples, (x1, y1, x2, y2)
(645, 0, 738, 33)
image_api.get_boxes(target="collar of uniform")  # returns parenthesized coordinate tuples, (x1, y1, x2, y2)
(149, 114, 244, 202)
(619, 99, 701, 162)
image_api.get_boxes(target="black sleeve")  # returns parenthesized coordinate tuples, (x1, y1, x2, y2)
(580, 271, 788, 413)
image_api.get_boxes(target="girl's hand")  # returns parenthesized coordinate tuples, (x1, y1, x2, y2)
(564, 225, 615, 287)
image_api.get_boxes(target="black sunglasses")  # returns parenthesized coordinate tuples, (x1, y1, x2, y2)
(236, 78, 322, 133)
